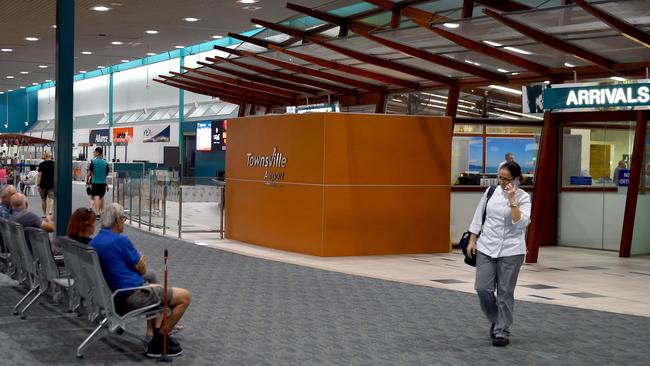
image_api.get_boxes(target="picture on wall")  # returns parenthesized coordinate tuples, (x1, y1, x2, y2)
(113, 127, 134, 143)
(143, 124, 171, 143)
(196, 121, 212, 151)
(89, 129, 111, 145)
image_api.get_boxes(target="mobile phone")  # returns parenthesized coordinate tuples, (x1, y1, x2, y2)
(511, 179, 520, 189)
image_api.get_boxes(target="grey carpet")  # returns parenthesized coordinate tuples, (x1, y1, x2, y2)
(1, 226, 649, 365)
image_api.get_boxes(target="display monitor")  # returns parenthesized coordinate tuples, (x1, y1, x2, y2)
(196, 121, 212, 151)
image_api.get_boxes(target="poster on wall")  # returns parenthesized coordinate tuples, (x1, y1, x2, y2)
(89, 129, 111, 146)
(143, 125, 170, 143)
(113, 127, 134, 143)
(212, 120, 227, 151)
(196, 121, 212, 151)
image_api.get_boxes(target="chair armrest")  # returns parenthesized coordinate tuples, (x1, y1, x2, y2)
(111, 285, 163, 319)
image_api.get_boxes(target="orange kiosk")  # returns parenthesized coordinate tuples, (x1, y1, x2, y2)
(225, 113, 452, 256)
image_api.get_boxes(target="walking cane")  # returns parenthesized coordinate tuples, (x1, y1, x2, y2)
(158, 249, 172, 363)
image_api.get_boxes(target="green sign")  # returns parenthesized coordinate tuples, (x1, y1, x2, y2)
(543, 82, 650, 110)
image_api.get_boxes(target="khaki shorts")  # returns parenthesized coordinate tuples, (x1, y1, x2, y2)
(115, 286, 172, 316)
(39, 187, 55, 200)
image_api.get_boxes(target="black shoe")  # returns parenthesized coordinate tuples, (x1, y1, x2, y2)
(492, 337, 509, 347)
(490, 323, 495, 339)
(145, 332, 183, 357)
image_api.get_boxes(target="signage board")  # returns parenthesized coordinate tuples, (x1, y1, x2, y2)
(113, 127, 134, 143)
(212, 120, 227, 150)
(89, 129, 111, 146)
(544, 81, 650, 111)
(143, 124, 171, 143)
(286, 103, 339, 114)
(618, 169, 630, 187)
(570, 176, 592, 185)
(196, 121, 212, 151)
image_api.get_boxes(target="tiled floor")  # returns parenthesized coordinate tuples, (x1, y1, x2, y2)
(164, 230, 650, 318)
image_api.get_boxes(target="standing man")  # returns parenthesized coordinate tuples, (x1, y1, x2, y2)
(497, 153, 515, 172)
(87, 147, 110, 218)
(37, 151, 55, 217)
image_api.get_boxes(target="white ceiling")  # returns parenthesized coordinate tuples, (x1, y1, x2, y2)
(0, 0, 330, 92)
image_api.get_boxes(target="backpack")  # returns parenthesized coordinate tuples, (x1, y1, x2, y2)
(458, 185, 497, 267)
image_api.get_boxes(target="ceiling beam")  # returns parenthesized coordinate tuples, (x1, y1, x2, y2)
(252, 14, 457, 84)
(213, 45, 383, 93)
(573, 0, 650, 48)
(160, 75, 286, 106)
(155, 79, 260, 106)
(483, 8, 615, 70)
(229, 32, 421, 89)
(474, 0, 531, 12)
(285, 3, 505, 82)
(182, 66, 300, 99)
(197, 61, 320, 96)
(168, 71, 296, 104)
(205, 55, 356, 95)
(251, 18, 328, 42)
(361, 1, 551, 75)
(359, 0, 448, 23)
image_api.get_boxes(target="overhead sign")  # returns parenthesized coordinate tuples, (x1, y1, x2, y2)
(89, 129, 111, 146)
(544, 81, 650, 111)
(143, 125, 171, 143)
(196, 121, 212, 151)
(286, 103, 339, 114)
(213, 120, 227, 151)
(113, 127, 134, 143)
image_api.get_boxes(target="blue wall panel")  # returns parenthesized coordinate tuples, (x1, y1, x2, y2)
(0, 91, 38, 133)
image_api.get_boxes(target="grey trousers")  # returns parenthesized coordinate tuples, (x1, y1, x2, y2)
(475, 251, 525, 339)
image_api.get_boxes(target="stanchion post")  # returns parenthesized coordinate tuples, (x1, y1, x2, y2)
(219, 185, 225, 239)
(129, 175, 133, 224)
(148, 172, 153, 232)
(138, 169, 142, 229)
(178, 186, 182, 239)
(162, 184, 167, 236)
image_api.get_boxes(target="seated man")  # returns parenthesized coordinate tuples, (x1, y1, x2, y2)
(90, 203, 191, 358)
(0, 185, 17, 219)
(10, 193, 58, 255)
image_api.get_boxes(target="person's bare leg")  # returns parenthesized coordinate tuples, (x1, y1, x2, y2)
(41, 198, 47, 216)
(159, 288, 191, 335)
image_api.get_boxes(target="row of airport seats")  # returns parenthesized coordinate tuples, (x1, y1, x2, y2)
(0, 217, 166, 358)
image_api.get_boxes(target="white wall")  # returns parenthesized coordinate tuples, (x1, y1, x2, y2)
(450, 192, 484, 241)
(558, 191, 626, 250)
(37, 75, 110, 120)
(631, 195, 650, 255)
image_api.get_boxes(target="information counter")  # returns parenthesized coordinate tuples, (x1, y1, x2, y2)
(225, 113, 452, 256)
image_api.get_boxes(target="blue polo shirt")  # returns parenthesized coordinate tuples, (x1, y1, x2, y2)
(90, 228, 143, 291)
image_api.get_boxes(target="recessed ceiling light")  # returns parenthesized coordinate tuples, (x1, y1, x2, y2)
(6, 76, 14, 79)
(121, 59, 129, 62)
(50, 25, 57, 29)
(7, 89, 13, 92)
(183, 17, 199, 22)
(504, 46, 532, 55)
(145, 30, 159, 35)
(45, 79, 52, 82)
(544, 80, 551, 84)
(483, 40, 502, 47)
(25, 37, 39, 41)
(80, 70, 87, 74)
(32, 83, 38, 86)
(111, 41, 123, 45)
(1, 48, 13, 52)
(147, 52, 156, 56)
(211, 35, 223, 39)
(175, 45, 184, 49)
(564, 62, 575, 67)
(91, 6, 110, 11)
(254, 24, 263, 28)
(497, 69, 509, 73)
(611, 76, 626, 82)
(237, 0, 259, 3)
(39, 65, 48, 68)
(0, 92, 3, 95)
(488, 85, 523, 95)
(19, 86, 26, 89)
(81, 51, 93, 55)
(97, 66, 105, 69)
(20, 71, 29, 74)
(443, 23, 460, 29)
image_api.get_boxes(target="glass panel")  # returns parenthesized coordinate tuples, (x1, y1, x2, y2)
(485, 137, 538, 179)
(454, 124, 483, 134)
(452, 136, 483, 185)
(486, 126, 542, 134)
(631, 120, 650, 254)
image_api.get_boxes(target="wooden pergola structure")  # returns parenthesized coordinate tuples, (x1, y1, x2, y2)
(157, 0, 650, 262)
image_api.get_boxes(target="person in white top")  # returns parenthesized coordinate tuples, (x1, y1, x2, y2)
(497, 152, 515, 172)
(467, 161, 531, 347)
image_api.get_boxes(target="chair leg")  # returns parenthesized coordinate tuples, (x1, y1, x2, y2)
(12, 287, 37, 315)
(77, 318, 109, 358)
(19, 289, 46, 319)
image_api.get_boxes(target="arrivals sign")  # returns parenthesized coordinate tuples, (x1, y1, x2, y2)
(543, 81, 650, 111)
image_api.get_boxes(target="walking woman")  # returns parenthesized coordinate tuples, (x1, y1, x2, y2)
(467, 161, 531, 347)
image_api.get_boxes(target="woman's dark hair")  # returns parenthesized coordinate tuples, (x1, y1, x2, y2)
(500, 161, 522, 180)
(67, 207, 97, 241)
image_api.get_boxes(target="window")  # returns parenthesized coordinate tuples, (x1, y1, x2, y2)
(452, 125, 541, 186)
(561, 123, 636, 187)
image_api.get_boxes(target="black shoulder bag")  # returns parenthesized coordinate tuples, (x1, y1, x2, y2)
(458, 185, 497, 267)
